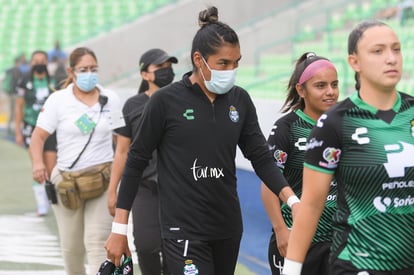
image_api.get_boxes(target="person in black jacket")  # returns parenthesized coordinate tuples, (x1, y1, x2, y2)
(106, 6, 299, 275)
(108, 48, 177, 275)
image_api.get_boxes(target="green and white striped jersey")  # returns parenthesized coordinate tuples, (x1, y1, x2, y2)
(304, 92, 414, 271)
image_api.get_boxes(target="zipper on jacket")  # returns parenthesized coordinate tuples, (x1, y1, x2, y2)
(211, 102, 216, 122)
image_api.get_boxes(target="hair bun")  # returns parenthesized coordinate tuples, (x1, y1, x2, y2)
(198, 6, 219, 27)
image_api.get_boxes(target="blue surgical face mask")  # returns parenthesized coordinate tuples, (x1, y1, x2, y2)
(76, 72, 98, 92)
(200, 57, 237, 95)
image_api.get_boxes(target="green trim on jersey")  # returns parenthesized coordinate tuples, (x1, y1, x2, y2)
(304, 162, 335, 174)
(295, 109, 316, 125)
(349, 90, 402, 113)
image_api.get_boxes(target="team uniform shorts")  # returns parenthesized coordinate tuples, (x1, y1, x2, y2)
(267, 231, 330, 275)
(331, 258, 414, 275)
(162, 234, 242, 275)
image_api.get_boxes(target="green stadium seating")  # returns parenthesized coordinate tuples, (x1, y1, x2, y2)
(243, 1, 414, 99)
(0, 0, 176, 73)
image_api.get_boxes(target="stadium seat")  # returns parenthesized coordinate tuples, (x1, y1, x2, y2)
(0, 0, 176, 73)
(245, 0, 414, 99)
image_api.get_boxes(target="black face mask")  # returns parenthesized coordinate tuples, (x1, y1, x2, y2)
(153, 67, 175, 88)
(32, 64, 48, 74)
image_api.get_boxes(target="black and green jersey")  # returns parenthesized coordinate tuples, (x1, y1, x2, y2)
(304, 92, 414, 271)
(17, 74, 55, 126)
(268, 109, 337, 243)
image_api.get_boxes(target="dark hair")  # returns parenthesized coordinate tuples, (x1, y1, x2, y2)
(31, 50, 48, 61)
(63, 47, 98, 88)
(348, 20, 387, 91)
(190, 6, 239, 67)
(281, 52, 330, 113)
(137, 80, 148, 94)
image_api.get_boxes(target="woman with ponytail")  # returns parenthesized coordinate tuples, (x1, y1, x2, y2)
(106, 6, 298, 275)
(261, 52, 339, 275)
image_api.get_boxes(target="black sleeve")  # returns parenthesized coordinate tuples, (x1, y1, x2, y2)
(114, 97, 134, 138)
(238, 93, 289, 196)
(267, 114, 293, 170)
(16, 74, 29, 97)
(115, 94, 147, 138)
(304, 111, 342, 174)
(116, 93, 165, 210)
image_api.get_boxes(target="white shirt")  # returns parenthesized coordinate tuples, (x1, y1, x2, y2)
(37, 84, 122, 171)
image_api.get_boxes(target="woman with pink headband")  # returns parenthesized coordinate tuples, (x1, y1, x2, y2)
(261, 52, 339, 275)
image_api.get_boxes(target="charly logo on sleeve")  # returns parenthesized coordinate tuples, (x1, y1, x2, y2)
(269, 124, 277, 136)
(191, 158, 224, 181)
(316, 113, 328, 127)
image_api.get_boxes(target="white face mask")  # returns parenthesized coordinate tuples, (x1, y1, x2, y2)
(200, 57, 237, 95)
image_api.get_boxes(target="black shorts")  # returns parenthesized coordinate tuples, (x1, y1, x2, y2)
(44, 131, 57, 152)
(331, 258, 414, 275)
(268, 231, 331, 275)
(268, 232, 284, 275)
(163, 234, 242, 275)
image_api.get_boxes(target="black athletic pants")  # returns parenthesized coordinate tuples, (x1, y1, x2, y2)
(132, 181, 169, 275)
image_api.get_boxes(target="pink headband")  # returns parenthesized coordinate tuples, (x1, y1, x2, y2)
(298, 59, 336, 85)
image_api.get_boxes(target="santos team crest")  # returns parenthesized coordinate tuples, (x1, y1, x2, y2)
(229, 105, 239, 122)
(183, 259, 199, 275)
